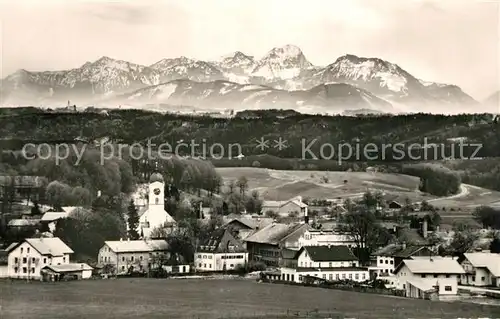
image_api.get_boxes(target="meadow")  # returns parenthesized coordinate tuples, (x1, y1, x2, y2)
(216, 167, 500, 211)
(1, 278, 499, 318)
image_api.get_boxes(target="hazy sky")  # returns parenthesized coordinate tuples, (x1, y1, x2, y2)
(0, 0, 498, 100)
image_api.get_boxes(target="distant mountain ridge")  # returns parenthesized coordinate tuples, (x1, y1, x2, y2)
(0, 44, 479, 114)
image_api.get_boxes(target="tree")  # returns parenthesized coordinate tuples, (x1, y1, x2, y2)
(489, 234, 500, 253)
(127, 199, 140, 240)
(265, 210, 279, 219)
(236, 176, 248, 195)
(45, 181, 73, 208)
(227, 181, 236, 194)
(421, 200, 436, 212)
(244, 191, 263, 215)
(473, 206, 500, 229)
(448, 230, 478, 255)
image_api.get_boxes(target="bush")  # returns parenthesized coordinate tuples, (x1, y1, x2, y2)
(247, 261, 266, 272)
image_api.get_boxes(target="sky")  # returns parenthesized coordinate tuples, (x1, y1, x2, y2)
(0, 0, 498, 100)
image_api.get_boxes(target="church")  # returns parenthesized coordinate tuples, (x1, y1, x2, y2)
(137, 172, 176, 239)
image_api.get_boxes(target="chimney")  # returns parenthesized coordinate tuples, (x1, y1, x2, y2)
(422, 219, 428, 239)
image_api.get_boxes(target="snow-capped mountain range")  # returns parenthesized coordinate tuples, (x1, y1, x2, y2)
(0, 44, 483, 114)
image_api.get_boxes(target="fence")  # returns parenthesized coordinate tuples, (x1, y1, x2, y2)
(261, 277, 405, 297)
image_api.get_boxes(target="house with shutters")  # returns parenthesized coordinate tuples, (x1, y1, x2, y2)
(371, 243, 433, 277)
(460, 252, 500, 287)
(195, 227, 248, 272)
(5, 237, 74, 280)
(279, 245, 369, 283)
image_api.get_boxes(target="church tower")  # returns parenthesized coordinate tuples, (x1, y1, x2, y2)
(148, 172, 165, 208)
(137, 168, 176, 239)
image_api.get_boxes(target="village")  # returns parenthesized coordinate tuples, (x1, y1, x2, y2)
(1, 169, 500, 307)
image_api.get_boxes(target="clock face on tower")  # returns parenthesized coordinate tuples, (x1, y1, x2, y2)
(153, 188, 161, 195)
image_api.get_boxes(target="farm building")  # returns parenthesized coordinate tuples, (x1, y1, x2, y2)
(279, 245, 369, 283)
(394, 258, 465, 300)
(245, 222, 311, 267)
(223, 216, 274, 240)
(460, 252, 500, 287)
(195, 226, 248, 272)
(298, 229, 356, 248)
(97, 239, 170, 275)
(41, 263, 93, 281)
(261, 196, 308, 217)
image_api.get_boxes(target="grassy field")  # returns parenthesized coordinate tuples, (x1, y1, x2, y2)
(1, 278, 499, 319)
(216, 167, 500, 211)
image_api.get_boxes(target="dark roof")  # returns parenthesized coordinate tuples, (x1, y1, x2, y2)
(374, 244, 431, 258)
(197, 227, 245, 253)
(301, 245, 358, 262)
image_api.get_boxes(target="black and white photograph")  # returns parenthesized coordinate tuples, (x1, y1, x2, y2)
(0, 0, 499, 318)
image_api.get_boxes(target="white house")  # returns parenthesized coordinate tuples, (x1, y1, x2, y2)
(280, 245, 369, 283)
(298, 229, 356, 248)
(137, 173, 176, 238)
(371, 244, 433, 277)
(395, 258, 465, 299)
(195, 227, 248, 272)
(6, 237, 74, 280)
(261, 196, 308, 217)
(460, 252, 500, 287)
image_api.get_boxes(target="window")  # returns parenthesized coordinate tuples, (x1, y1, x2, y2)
(20, 248, 23, 254)
(481, 276, 485, 281)
(209, 264, 211, 268)
(390, 260, 394, 264)
(349, 274, 352, 279)
(362, 273, 366, 280)
(329, 274, 333, 280)
(14, 267, 18, 273)
(14, 258, 18, 264)
(204, 264, 206, 268)
(22, 267, 27, 274)
(140, 256, 143, 261)
(329, 262, 332, 267)
(433, 274, 438, 278)
(445, 286, 452, 291)
(131, 256, 134, 261)
(336, 274, 340, 280)
(322, 274, 326, 279)
(198, 263, 202, 267)
(122, 257, 125, 262)
(32, 258, 35, 263)
(299, 275, 303, 281)
(22, 258, 27, 264)
(101, 257, 103, 262)
(385, 260, 388, 264)
(421, 274, 426, 278)
(309, 262, 312, 267)
(31, 268, 34, 274)
(342, 274, 346, 279)
(445, 274, 450, 278)
(63, 257, 66, 263)
(355, 273, 359, 280)
(43, 258, 47, 264)
(121, 266, 125, 271)
(230, 264, 234, 268)
(27, 248, 30, 253)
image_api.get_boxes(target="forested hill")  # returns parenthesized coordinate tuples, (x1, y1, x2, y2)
(0, 107, 498, 159)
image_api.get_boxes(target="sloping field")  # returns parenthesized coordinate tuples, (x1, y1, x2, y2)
(1, 279, 498, 319)
(216, 167, 500, 209)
